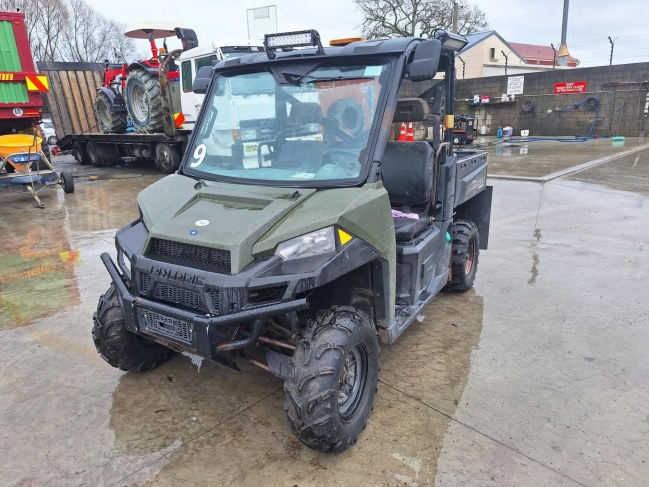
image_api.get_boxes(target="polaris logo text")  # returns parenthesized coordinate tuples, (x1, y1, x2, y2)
(467, 176, 486, 194)
(151, 266, 205, 286)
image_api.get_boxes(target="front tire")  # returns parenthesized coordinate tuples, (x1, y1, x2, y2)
(284, 306, 380, 453)
(92, 284, 172, 371)
(94, 90, 127, 134)
(155, 142, 180, 173)
(60, 171, 74, 193)
(445, 220, 480, 292)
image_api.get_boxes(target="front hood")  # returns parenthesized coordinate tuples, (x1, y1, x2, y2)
(138, 175, 316, 272)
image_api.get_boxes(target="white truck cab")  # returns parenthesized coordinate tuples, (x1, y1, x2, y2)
(178, 40, 264, 130)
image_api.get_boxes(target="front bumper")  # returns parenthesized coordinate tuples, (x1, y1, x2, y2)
(101, 252, 308, 358)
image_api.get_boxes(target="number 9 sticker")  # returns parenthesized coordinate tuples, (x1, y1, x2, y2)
(190, 144, 206, 167)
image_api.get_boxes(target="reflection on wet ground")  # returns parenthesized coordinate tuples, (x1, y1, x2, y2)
(1, 152, 648, 486)
(477, 136, 649, 179)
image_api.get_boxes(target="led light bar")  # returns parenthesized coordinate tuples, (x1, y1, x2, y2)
(434, 30, 469, 52)
(264, 29, 324, 59)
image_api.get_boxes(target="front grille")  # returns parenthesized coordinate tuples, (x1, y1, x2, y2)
(141, 310, 193, 343)
(207, 288, 221, 314)
(148, 238, 231, 273)
(153, 283, 205, 310)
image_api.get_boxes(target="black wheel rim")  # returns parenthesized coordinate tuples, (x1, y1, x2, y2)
(338, 344, 367, 419)
(159, 147, 171, 170)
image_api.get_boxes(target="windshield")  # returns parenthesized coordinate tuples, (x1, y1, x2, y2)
(183, 61, 390, 186)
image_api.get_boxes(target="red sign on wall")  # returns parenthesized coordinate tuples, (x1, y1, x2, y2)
(554, 81, 587, 94)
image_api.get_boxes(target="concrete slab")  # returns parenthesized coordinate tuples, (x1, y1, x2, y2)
(1, 150, 648, 486)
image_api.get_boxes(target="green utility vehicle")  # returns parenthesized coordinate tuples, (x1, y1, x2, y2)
(93, 29, 492, 452)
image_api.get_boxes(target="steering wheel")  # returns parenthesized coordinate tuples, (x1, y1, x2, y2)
(320, 148, 360, 176)
(322, 117, 355, 144)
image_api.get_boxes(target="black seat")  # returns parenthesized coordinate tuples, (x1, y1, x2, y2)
(381, 141, 434, 241)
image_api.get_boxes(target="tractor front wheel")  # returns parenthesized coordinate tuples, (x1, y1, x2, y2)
(125, 68, 163, 133)
(94, 90, 127, 134)
(284, 306, 380, 453)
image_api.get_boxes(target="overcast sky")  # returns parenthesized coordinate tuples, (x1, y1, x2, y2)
(86, 0, 649, 68)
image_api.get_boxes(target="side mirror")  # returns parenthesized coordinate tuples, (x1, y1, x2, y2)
(192, 65, 213, 94)
(405, 39, 442, 82)
(175, 28, 199, 51)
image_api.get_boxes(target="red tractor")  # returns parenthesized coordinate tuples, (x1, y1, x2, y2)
(94, 22, 198, 134)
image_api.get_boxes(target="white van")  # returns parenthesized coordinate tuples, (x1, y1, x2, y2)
(178, 40, 264, 130)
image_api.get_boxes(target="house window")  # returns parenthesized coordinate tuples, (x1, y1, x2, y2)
(490, 48, 496, 60)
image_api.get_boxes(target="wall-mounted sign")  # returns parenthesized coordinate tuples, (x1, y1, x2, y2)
(554, 81, 587, 94)
(507, 76, 524, 94)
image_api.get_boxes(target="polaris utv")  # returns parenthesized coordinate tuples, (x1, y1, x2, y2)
(93, 29, 492, 453)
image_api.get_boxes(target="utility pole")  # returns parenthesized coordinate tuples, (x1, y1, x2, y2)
(458, 56, 466, 79)
(452, 1, 459, 34)
(608, 36, 615, 66)
(501, 50, 508, 76)
(557, 0, 570, 66)
(550, 43, 557, 70)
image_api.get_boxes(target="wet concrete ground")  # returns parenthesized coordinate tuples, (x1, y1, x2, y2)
(1, 145, 648, 486)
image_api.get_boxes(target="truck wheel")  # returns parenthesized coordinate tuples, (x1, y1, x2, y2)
(92, 284, 172, 372)
(60, 171, 74, 193)
(284, 306, 380, 452)
(125, 68, 163, 133)
(47, 135, 58, 145)
(155, 142, 180, 173)
(445, 220, 480, 292)
(73, 142, 89, 165)
(87, 142, 119, 167)
(94, 90, 127, 134)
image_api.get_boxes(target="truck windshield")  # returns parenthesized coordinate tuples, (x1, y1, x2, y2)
(183, 61, 390, 186)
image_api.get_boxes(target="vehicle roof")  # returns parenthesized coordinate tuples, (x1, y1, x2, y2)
(179, 40, 264, 61)
(214, 37, 424, 70)
(124, 22, 186, 39)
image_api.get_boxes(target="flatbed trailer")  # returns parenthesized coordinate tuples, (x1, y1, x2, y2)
(58, 131, 190, 173)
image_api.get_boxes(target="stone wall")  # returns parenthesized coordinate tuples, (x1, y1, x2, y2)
(399, 63, 649, 138)
(454, 63, 649, 137)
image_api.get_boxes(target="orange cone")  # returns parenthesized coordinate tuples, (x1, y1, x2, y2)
(398, 122, 406, 141)
(406, 122, 414, 142)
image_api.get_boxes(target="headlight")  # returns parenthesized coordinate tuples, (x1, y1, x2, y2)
(275, 227, 336, 261)
(118, 249, 132, 278)
(240, 128, 258, 141)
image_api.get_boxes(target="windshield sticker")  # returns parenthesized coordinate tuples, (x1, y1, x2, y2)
(363, 65, 383, 77)
(292, 172, 315, 179)
(190, 144, 207, 167)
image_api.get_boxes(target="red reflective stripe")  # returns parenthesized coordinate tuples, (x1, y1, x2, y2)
(25, 74, 48, 91)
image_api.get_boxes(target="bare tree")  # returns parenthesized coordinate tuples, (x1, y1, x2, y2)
(0, 0, 137, 62)
(354, 0, 488, 39)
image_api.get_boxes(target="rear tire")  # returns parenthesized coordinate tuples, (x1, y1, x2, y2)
(87, 142, 119, 167)
(60, 171, 74, 193)
(284, 306, 380, 453)
(73, 141, 89, 165)
(125, 68, 163, 133)
(445, 220, 480, 292)
(47, 135, 57, 145)
(92, 284, 172, 371)
(155, 142, 180, 173)
(94, 90, 127, 134)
